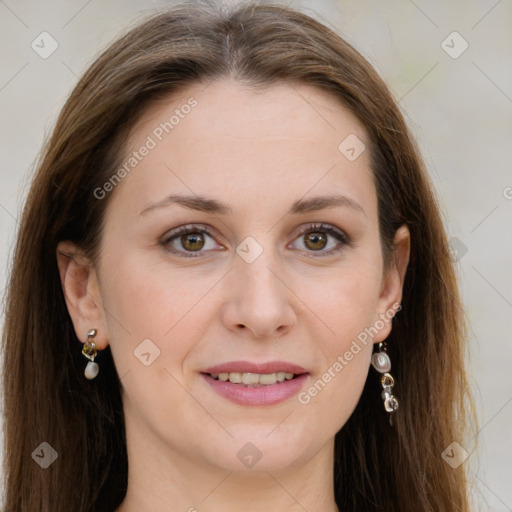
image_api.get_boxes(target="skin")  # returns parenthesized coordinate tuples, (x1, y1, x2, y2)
(57, 78, 410, 512)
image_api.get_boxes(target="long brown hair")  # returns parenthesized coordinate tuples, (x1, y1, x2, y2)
(1, 1, 475, 510)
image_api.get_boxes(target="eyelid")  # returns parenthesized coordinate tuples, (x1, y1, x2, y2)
(292, 222, 350, 243)
(161, 223, 224, 242)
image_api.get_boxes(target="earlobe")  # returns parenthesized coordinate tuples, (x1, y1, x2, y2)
(373, 224, 411, 343)
(56, 241, 109, 350)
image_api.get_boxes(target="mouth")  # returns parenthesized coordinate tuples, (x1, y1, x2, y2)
(200, 361, 310, 405)
(201, 360, 309, 386)
(204, 371, 300, 387)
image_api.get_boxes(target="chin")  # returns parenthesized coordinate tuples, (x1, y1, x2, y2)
(198, 427, 318, 473)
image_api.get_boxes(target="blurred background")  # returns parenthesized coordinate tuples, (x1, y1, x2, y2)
(0, 0, 510, 509)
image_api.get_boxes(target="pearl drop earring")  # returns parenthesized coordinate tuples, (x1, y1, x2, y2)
(82, 328, 99, 380)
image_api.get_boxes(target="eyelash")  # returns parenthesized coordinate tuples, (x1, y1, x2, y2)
(160, 222, 351, 258)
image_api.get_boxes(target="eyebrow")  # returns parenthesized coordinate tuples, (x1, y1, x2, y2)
(139, 193, 366, 217)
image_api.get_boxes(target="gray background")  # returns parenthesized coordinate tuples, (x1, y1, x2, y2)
(0, 0, 511, 510)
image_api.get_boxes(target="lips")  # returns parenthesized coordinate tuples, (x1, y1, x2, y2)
(200, 360, 310, 405)
(201, 360, 308, 375)
(201, 372, 310, 406)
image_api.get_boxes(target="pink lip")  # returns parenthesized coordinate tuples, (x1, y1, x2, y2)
(202, 360, 308, 375)
(201, 373, 309, 406)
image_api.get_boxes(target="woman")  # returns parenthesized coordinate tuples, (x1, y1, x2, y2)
(1, 1, 475, 511)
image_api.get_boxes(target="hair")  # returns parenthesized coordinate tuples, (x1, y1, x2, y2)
(1, 1, 476, 511)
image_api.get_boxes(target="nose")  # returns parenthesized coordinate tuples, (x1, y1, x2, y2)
(219, 251, 297, 339)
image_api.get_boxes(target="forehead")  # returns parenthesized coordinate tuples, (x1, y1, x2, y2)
(136, 78, 367, 144)
(107, 78, 376, 221)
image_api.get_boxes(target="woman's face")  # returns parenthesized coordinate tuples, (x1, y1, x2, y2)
(71, 79, 408, 473)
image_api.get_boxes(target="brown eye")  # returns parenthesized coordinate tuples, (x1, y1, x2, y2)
(304, 231, 328, 250)
(180, 232, 205, 251)
(289, 223, 350, 256)
(162, 225, 222, 257)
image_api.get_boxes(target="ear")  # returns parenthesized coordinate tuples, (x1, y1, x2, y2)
(56, 241, 109, 349)
(372, 224, 410, 343)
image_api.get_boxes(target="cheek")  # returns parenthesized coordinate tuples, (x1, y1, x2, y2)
(99, 253, 219, 374)
(100, 257, 221, 433)
(289, 259, 381, 418)
(294, 274, 377, 432)
(298, 342, 372, 441)
(293, 257, 383, 343)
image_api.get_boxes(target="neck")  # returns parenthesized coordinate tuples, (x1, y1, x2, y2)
(116, 411, 340, 512)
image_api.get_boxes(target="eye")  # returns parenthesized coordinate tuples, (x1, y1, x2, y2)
(160, 222, 350, 258)
(160, 224, 221, 257)
(290, 223, 350, 256)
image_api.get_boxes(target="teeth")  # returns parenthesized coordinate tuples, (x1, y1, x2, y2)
(210, 372, 296, 386)
(228, 372, 242, 383)
(259, 373, 277, 385)
(242, 373, 261, 385)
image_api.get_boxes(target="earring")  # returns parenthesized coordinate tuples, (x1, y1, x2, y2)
(82, 328, 99, 380)
(371, 342, 399, 425)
